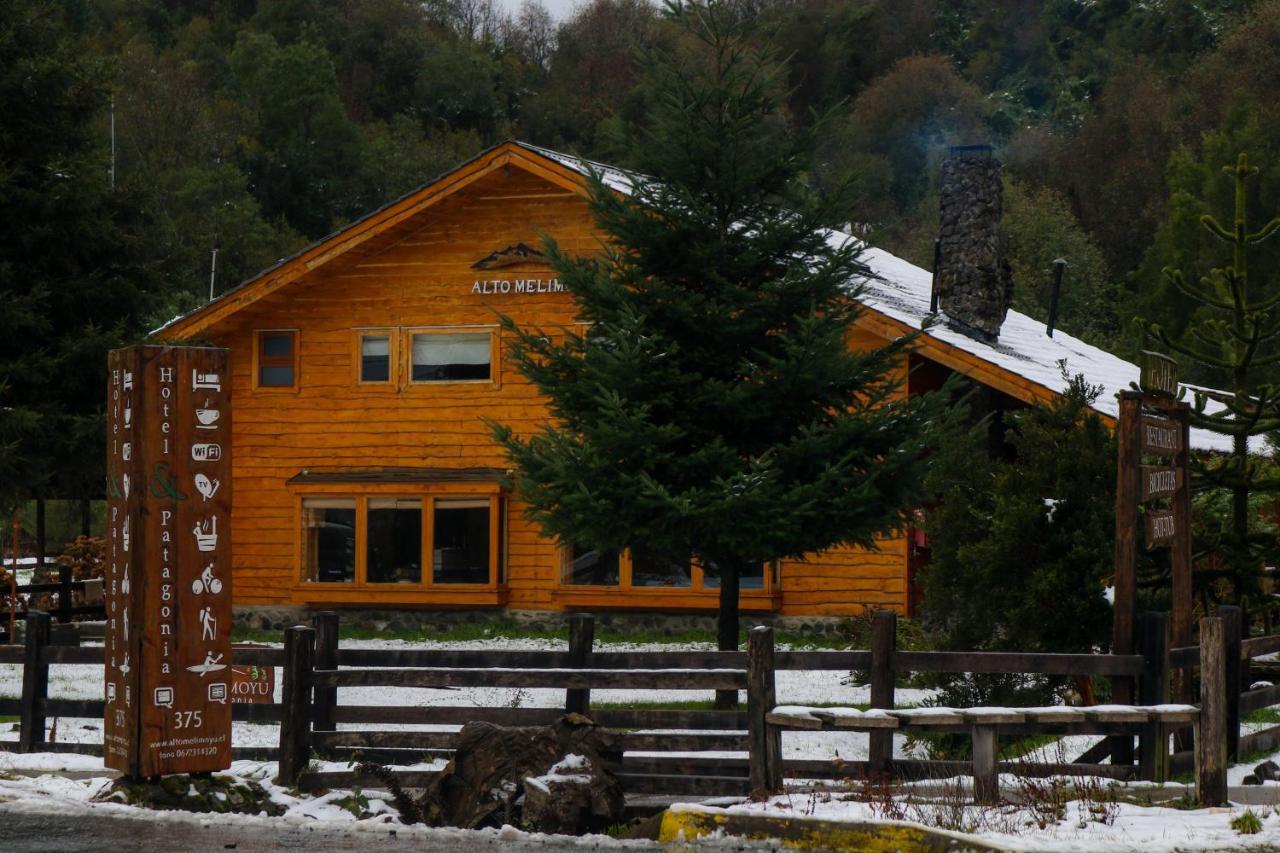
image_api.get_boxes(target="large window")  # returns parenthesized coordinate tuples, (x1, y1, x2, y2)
(300, 493, 502, 589)
(302, 498, 356, 583)
(701, 559, 765, 590)
(562, 545, 621, 586)
(367, 498, 421, 583)
(433, 499, 490, 584)
(256, 330, 298, 388)
(631, 549, 693, 588)
(559, 546, 775, 594)
(411, 332, 491, 382)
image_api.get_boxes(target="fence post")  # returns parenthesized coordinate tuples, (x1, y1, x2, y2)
(971, 725, 998, 805)
(1196, 616, 1227, 807)
(566, 614, 594, 716)
(868, 609, 897, 778)
(276, 625, 315, 786)
(1137, 611, 1170, 783)
(1219, 605, 1242, 762)
(747, 625, 781, 793)
(57, 563, 71, 623)
(312, 611, 338, 735)
(18, 610, 50, 753)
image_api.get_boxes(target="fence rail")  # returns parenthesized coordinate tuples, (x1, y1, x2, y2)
(1, 563, 106, 644)
(3, 605, 1278, 807)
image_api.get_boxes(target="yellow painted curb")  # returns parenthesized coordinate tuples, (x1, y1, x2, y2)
(658, 807, 1014, 852)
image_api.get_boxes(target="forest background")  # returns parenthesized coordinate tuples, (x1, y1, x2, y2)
(5, 0, 1280, 529)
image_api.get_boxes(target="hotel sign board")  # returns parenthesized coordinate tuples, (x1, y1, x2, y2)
(105, 345, 232, 778)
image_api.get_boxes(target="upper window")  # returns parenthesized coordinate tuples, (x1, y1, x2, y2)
(257, 330, 297, 388)
(412, 332, 491, 382)
(360, 333, 392, 383)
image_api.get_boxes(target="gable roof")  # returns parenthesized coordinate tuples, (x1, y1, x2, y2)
(156, 140, 1230, 453)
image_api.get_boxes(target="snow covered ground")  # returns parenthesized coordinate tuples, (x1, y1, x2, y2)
(679, 781, 1280, 852)
(4, 634, 1280, 849)
(0, 756, 666, 849)
(4, 748, 1280, 851)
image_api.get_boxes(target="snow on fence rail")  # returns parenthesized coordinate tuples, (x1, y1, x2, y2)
(0, 607, 1275, 805)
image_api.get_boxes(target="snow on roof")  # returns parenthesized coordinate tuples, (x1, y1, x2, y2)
(855, 245, 1238, 453)
(519, 142, 1234, 454)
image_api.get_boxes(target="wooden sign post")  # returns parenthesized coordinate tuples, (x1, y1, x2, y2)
(1113, 351, 1193, 732)
(105, 345, 233, 778)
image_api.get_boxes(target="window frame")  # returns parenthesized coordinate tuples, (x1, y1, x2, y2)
(294, 484, 507, 596)
(404, 325, 500, 388)
(353, 328, 398, 388)
(253, 329, 300, 392)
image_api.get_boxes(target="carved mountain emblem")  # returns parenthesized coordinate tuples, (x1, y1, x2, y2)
(471, 242, 550, 270)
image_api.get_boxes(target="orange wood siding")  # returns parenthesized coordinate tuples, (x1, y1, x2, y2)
(195, 161, 911, 617)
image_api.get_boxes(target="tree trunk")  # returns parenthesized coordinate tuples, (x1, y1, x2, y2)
(714, 559, 741, 710)
(1232, 431, 1251, 604)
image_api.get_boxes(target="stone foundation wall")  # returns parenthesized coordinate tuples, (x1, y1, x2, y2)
(233, 605, 856, 639)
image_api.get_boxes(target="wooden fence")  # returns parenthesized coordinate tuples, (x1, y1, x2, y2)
(2, 607, 1276, 805)
(1, 562, 105, 644)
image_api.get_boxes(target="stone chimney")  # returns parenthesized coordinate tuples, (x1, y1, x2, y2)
(934, 145, 1013, 344)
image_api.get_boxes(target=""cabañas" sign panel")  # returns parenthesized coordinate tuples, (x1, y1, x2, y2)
(105, 345, 232, 777)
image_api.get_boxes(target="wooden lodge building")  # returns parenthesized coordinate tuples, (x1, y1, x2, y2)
(155, 141, 1226, 624)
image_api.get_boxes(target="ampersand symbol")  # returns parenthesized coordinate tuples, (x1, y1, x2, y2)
(149, 462, 188, 500)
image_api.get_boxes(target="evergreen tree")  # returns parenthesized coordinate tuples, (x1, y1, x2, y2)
(493, 0, 946, 678)
(1143, 153, 1280, 610)
(0, 0, 163, 516)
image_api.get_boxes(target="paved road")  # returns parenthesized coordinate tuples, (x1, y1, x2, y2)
(0, 805, 789, 852)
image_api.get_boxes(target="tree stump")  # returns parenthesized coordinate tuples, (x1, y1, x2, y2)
(399, 713, 624, 832)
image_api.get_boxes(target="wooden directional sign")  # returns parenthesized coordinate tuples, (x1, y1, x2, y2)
(105, 346, 232, 778)
(1115, 350, 1194, 708)
(1140, 465, 1182, 502)
(1145, 509, 1177, 549)
(1140, 414, 1182, 456)
(1140, 350, 1179, 398)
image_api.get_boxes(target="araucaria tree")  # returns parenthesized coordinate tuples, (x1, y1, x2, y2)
(1144, 153, 1280, 609)
(493, 1, 946, 669)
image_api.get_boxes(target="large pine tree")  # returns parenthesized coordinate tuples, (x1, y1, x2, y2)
(493, 1, 947, 672)
(0, 0, 162, 517)
(1143, 153, 1280, 611)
